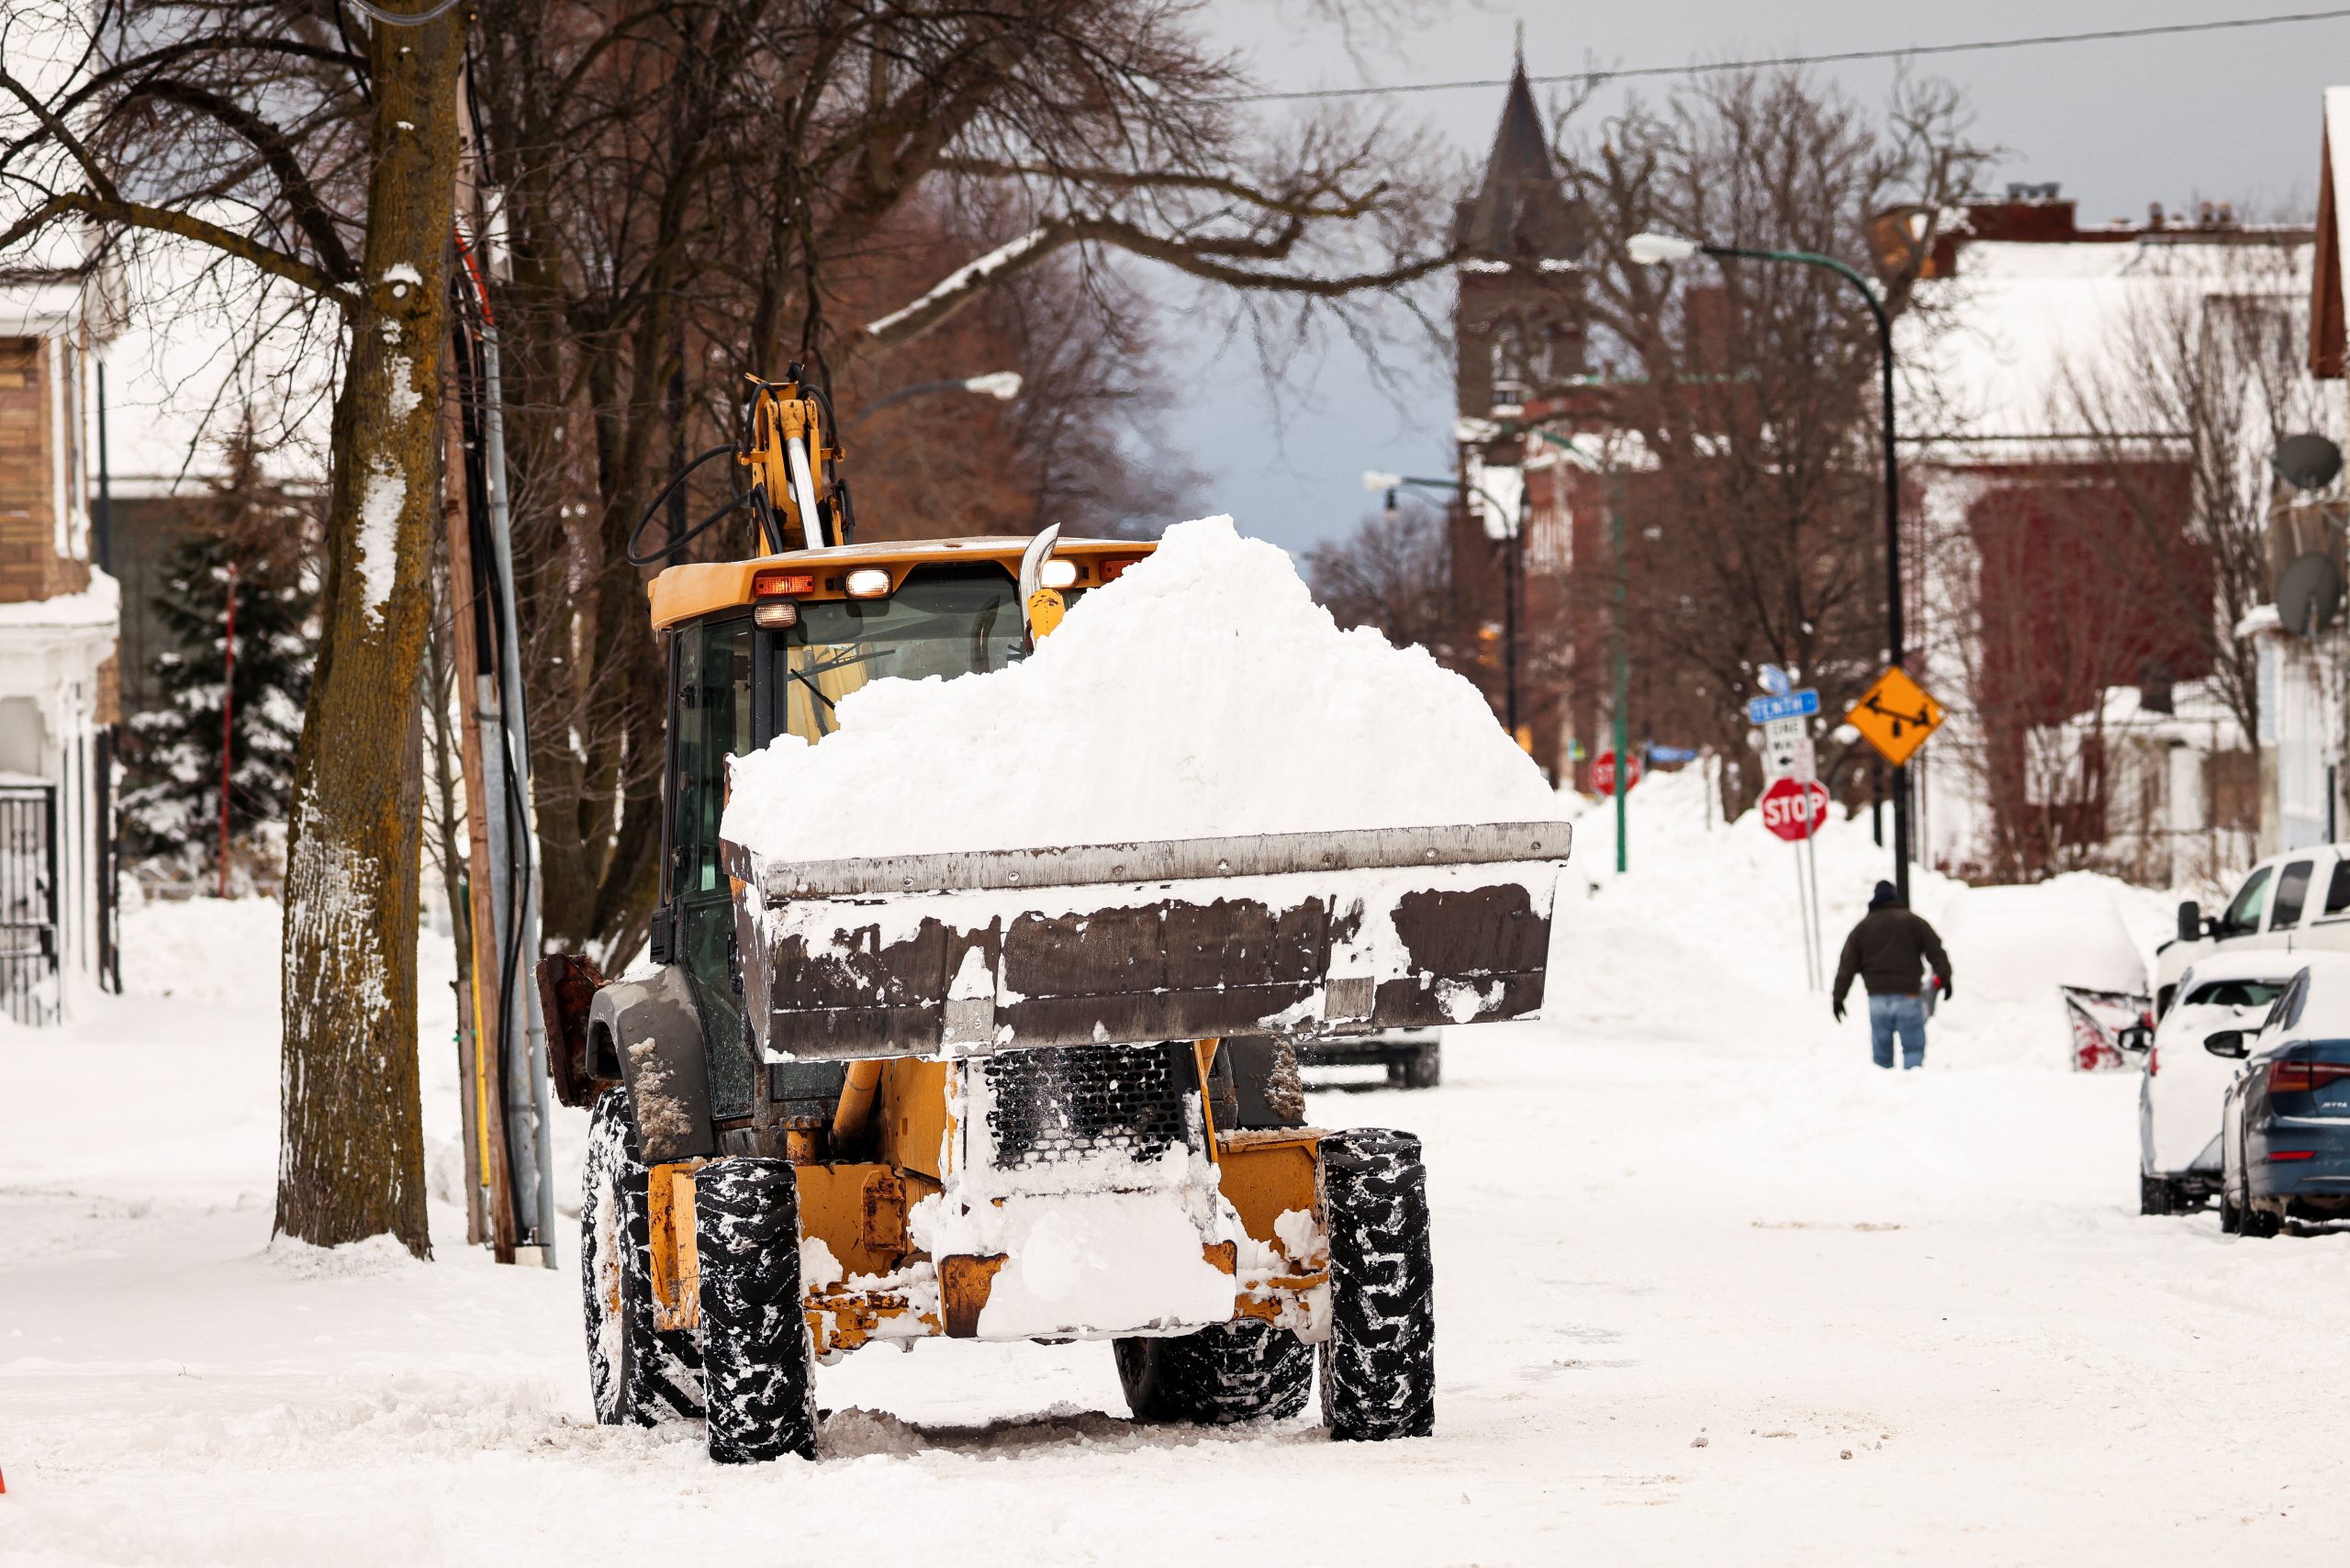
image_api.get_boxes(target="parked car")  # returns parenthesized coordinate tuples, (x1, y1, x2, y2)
(2136, 952, 2297, 1215)
(2159, 846, 2350, 1009)
(2214, 956, 2350, 1237)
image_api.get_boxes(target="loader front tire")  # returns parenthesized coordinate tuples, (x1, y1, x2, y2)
(582, 1088, 704, 1426)
(1319, 1127, 1434, 1441)
(1114, 1320, 1313, 1426)
(696, 1156, 819, 1462)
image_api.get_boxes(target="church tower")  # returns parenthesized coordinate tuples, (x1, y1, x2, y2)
(1447, 49, 1587, 767)
(1452, 50, 1587, 424)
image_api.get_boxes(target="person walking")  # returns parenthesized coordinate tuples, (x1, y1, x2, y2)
(1832, 880, 1953, 1070)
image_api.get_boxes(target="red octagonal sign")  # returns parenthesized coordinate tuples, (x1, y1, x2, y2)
(1760, 777, 1830, 842)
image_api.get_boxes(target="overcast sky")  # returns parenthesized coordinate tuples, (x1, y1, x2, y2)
(1157, 0, 2348, 556)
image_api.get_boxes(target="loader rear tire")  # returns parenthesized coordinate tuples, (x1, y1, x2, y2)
(581, 1088, 704, 1426)
(1318, 1127, 1434, 1441)
(1114, 1320, 1313, 1426)
(696, 1156, 819, 1462)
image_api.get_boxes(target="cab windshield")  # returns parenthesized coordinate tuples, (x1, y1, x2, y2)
(770, 565, 1046, 743)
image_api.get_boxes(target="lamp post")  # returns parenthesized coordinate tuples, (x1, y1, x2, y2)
(845, 371, 1023, 435)
(1362, 469, 1526, 739)
(1627, 230, 1910, 902)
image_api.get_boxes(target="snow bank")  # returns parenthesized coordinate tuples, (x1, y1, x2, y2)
(722, 516, 1562, 862)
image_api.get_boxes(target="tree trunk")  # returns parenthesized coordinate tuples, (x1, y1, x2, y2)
(274, 10, 464, 1259)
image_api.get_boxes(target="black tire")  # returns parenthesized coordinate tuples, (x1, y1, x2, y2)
(1318, 1127, 1434, 1441)
(1115, 1320, 1313, 1425)
(2242, 1199, 2283, 1238)
(580, 1087, 703, 1426)
(2139, 1174, 2174, 1216)
(1402, 1042, 1442, 1091)
(696, 1156, 818, 1463)
(2221, 1189, 2243, 1234)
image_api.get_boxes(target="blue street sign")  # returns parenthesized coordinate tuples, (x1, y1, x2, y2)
(1756, 664, 1793, 697)
(1746, 689, 1820, 724)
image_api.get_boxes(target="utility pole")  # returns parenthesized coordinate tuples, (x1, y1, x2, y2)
(1609, 469, 1628, 874)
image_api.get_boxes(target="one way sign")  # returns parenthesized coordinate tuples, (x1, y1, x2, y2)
(1845, 666, 1946, 767)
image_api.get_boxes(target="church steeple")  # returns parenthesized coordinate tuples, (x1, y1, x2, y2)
(1453, 54, 1582, 263)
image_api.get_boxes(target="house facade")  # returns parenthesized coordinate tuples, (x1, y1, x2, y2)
(0, 258, 121, 1022)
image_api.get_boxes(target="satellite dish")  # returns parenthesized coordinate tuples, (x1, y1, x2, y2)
(2274, 433, 2344, 494)
(2277, 552, 2344, 636)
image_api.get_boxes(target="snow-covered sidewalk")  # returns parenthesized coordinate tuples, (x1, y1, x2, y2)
(6, 784, 2349, 1564)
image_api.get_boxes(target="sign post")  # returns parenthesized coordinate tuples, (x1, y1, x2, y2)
(1761, 776, 1831, 989)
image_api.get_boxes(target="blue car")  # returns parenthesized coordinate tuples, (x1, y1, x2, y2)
(2215, 958, 2350, 1237)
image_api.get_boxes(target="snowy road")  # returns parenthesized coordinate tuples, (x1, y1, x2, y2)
(8, 787, 2350, 1563)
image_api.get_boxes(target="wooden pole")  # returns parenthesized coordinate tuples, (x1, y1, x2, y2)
(442, 386, 518, 1262)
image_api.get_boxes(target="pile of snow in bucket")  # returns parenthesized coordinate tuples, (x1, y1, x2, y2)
(722, 516, 1563, 861)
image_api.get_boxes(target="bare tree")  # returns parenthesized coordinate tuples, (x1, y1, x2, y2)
(1553, 69, 1990, 814)
(4, 0, 467, 1255)
(461, 0, 1468, 962)
(2059, 233, 2323, 750)
(1305, 497, 1455, 657)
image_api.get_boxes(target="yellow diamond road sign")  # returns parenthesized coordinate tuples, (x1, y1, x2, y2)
(1846, 666, 1946, 767)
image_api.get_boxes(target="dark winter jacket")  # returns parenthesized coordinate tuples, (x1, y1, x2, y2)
(1832, 905, 1952, 1008)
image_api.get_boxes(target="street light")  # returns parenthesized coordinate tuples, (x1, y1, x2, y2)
(1360, 468, 1526, 741)
(845, 371, 1024, 435)
(1626, 230, 1912, 902)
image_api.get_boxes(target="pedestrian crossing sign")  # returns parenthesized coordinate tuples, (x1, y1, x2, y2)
(1846, 666, 1946, 767)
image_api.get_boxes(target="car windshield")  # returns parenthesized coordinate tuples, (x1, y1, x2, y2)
(2182, 979, 2288, 1010)
(769, 565, 1071, 744)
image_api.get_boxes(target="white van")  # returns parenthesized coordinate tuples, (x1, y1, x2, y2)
(2160, 847, 2350, 1009)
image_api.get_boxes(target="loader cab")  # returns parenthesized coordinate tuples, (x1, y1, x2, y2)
(649, 539, 1147, 1120)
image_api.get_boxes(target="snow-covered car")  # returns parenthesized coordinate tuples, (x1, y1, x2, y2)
(2160, 846, 2350, 1006)
(1302, 1026, 1442, 1090)
(2216, 956, 2350, 1236)
(2137, 952, 2297, 1215)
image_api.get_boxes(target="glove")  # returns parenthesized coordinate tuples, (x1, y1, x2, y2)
(1832, 999, 1846, 1024)
(1939, 977, 1953, 1002)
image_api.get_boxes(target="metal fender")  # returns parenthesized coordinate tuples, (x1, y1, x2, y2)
(589, 963, 717, 1162)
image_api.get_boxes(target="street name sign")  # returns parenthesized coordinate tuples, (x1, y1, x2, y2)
(1746, 689, 1820, 725)
(1846, 666, 1946, 767)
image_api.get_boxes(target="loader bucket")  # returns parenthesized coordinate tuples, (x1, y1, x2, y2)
(723, 822, 1570, 1062)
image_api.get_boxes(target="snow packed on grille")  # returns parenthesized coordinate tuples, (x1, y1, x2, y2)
(721, 514, 1563, 862)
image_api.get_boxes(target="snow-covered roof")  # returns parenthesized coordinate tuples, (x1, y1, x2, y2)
(0, 567, 118, 631)
(1908, 234, 2311, 464)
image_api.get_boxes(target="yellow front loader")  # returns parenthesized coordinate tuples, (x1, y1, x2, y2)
(538, 371, 1570, 1462)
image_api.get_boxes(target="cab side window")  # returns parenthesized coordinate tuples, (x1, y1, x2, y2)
(2322, 858, 2350, 919)
(2270, 860, 2315, 930)
(2218, 867, 2272, 938)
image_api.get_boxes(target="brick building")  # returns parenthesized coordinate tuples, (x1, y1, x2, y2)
(0, 262, 122, 1021)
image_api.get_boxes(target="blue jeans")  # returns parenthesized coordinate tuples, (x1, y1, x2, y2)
(1868, 992, 1927, 1070)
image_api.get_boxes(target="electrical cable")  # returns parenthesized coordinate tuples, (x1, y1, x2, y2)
(339, 0, 468, 26)
(1220, 8, 2350, 104)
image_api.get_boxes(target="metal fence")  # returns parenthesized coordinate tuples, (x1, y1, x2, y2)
(0, 781, 60, 1027)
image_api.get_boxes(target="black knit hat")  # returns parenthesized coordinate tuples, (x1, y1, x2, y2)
(1870, 880, 1901, 908)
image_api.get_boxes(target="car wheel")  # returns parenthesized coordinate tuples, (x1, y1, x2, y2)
(2220, 1190, 2242, 1234)
(2138, 1175, 2174, 1216)
(2241, 1199, 2283, 1239)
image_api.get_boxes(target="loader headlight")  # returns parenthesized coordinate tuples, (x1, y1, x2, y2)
(1040, 558, 1078, 590)
(845, 567, 892, 599)
(754, 600, 799, 628)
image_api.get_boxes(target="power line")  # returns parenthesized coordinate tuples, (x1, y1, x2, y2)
(1222, 8, 2350, 105)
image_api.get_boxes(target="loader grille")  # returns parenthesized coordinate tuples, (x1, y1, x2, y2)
(977, 1044, 1194, 1173)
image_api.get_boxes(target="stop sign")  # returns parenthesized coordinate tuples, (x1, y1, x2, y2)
(1760, 777, 1830, 842)
(1591, 748, 1642, 797)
